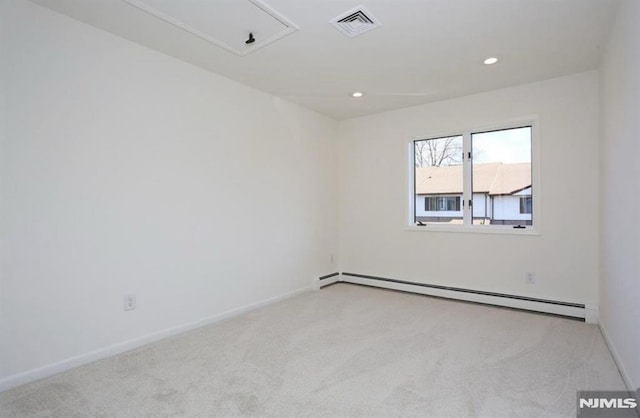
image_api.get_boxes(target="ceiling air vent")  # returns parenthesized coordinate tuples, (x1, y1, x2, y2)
(330, 6, 381, 38)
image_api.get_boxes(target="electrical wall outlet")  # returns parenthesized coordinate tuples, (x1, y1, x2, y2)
(525, 272, 536, 284)
(124, 294, 136, 311)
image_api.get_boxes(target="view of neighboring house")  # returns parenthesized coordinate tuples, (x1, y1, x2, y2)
(415, 162, 532, 225)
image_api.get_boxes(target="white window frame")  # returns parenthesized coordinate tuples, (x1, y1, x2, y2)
(406, 116, 540, 235)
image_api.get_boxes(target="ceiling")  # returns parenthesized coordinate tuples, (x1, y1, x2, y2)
(31, 0, 619, 120)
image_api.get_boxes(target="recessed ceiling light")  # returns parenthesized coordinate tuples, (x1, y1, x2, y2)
(352, 92, 364, 98)
(484, 57, 499, 65)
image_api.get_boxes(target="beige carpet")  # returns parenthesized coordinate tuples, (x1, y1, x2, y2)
(0, 283, 626, 417)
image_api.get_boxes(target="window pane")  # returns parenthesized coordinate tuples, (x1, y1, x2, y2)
(471, 127, 532, 226)
(520, 196, 532, 214)
(414, 135, 463, 224)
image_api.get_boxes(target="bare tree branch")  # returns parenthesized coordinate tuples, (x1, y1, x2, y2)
(414, 136, 462, 167)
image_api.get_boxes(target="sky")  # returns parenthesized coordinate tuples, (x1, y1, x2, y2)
(472, 126, 531, 164)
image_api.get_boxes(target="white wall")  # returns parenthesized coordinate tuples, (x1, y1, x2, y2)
(0, 0, 338, 388)
(472, 193, 488, 219)
(599, 0, 640, 390)
(492, 195, 531, 222)
(0, 0, 7, 386)
(339, 71, 600, 306)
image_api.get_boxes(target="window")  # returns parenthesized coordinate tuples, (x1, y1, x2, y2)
(414, 135, 463, 224)
(411, 123, 535, 230)
(520, 196, 532, 214)
(425, 196, 461, 212)
(471, 126, 533, 226)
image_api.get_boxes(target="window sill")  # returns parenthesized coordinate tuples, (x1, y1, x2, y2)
(404, 225, 540, 236)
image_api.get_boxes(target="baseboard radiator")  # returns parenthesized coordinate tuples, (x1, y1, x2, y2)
(318, 272, 340, 288)
(324, 272, 589, 321)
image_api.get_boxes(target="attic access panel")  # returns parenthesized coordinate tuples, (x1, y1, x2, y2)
(123, 0, 298, 56)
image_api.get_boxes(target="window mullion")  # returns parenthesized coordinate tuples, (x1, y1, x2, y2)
(462, 132, 472, 226)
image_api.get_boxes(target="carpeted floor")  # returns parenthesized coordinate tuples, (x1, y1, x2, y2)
(0, 283, 626, 417)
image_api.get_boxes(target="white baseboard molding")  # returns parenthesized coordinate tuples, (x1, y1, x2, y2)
(338, 273, 589, 321)
(598, 322, 636, 391)
(0, 286, 310, 393)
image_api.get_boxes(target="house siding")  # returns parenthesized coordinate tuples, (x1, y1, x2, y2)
(416, 191, 532, 224)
